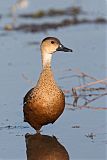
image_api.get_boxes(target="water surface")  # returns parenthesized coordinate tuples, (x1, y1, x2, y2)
(0, 0, 107, 159)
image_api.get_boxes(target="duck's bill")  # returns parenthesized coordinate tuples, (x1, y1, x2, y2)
(56, 44, 73, 52)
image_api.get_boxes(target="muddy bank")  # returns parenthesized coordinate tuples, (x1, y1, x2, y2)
(19, 7, 84, 19)
(4, 17, 107, 33)
(3, 6, 107, 33)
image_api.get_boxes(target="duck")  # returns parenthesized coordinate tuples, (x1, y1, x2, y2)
(23, 37, 73, 133)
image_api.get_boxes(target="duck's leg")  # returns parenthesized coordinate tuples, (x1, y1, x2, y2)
(36, 129, 41, 134)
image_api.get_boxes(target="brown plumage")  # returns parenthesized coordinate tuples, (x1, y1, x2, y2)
(23, 37, 73, 132)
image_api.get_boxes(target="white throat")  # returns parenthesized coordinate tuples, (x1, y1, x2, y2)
(42, 53, 52, 68)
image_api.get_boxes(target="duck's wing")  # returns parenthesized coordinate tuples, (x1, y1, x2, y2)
(23, 87, 34, 104)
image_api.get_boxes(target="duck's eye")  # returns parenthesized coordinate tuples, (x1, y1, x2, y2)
(51, 41, 55, 44)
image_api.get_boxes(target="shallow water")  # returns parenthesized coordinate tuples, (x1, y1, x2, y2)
(0, 0, 107, 160)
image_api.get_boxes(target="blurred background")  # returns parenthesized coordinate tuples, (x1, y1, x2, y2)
(0, 0, 107, 160)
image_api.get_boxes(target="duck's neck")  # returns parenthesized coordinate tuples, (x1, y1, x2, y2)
(41, 50, 52, 69)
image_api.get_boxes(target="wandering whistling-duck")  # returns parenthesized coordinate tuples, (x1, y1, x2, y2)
(23, 37, 73, 133)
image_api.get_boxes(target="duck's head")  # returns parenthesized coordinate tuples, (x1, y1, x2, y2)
(41, 37, 73, 54)
(40, 37, 73, 68)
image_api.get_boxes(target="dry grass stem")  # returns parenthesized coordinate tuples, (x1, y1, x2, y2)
(73, 78, 107, 91)
(67, 68, 107, 85)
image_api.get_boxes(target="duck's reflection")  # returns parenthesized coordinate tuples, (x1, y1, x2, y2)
(25, 133, 69, 160)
